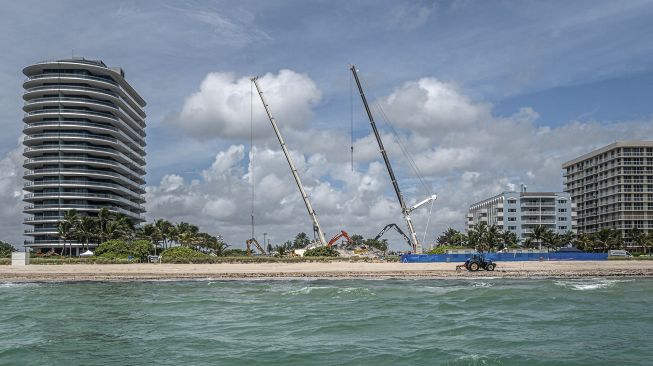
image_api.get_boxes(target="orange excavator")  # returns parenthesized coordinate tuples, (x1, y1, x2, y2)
(327, 230, 353, 248)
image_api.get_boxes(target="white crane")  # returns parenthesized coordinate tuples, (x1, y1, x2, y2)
(251, 77, 328, 247)
(350, 65, 437, 254)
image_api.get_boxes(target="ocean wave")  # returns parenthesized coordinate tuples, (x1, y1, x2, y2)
(554, 279, 632, 291)
(445, 354, 504, 366)
(283, 286, 375, 297)
(470, 281, 494, 288)
(0, 282, 40, 288)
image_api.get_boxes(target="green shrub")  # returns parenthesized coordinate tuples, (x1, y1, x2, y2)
(0, 258, 10, 265)
(0, 241, 17, 258)
(426, 246, 473, 254)
(161, 247, 210, 263)
(223, 248, 248, 257)
(303, 246, 340, 257)
(94, 239, 153, 260)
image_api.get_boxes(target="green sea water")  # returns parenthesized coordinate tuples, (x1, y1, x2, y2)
(1, 278, 652, 365)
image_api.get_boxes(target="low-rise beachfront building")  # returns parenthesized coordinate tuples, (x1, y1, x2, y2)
(22, 57, 146, 254)
(467, 190, 576, 242)
(563, 141, 653, 245)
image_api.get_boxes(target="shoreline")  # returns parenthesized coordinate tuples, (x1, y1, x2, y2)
(1, 261, 653, 282)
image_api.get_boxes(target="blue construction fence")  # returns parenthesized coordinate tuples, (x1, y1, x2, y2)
(400, 252, 608, 263)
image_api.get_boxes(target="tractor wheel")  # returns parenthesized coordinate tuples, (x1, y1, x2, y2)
(486, 263, 496, 271)
(469, 262, 480, 271)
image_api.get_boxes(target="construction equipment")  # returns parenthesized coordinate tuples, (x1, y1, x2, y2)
(350, 65, 437, 254)
(327, 230, 353, 248)
(374, 223, 412, 249)
(251, 77, 328, 247)
(457, 254, 496, 271)
(245, 238, 267, 256)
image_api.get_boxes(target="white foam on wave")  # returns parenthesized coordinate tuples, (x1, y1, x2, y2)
(0, 282, 40, 288)
(554, 279, 632, 291)
(282, 286, 375, 297)
(471, 282, 494, 288)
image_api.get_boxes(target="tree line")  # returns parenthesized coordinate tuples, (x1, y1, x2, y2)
(435, 222, 651, 253)
(56, 209, 227, 256)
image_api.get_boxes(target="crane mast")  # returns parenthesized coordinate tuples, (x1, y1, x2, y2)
(251, 77, 328, 247)
(350, 65, 428, 254)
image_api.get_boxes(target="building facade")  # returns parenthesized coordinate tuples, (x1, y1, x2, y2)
(467, 190, 576, 242)
(562, 141, 653, 240)
(22, 58, 146, 254)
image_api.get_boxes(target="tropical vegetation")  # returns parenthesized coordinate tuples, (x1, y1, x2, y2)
(432, 224, 651, 253)
(94, 239, 153, 260)
(55, 208, 227, 257)
(0, 241, 16, 258)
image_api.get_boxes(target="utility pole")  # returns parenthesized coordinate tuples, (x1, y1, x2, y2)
(251, 77, 328, 247)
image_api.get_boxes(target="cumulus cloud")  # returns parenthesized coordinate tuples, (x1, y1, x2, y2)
(148, 72, 653, 250)
(0, 144, 27, 247)
(174, 70, 321, 139)
(379, 78, 491, 132)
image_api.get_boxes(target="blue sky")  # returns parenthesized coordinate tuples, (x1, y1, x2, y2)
(1, 0, 652, 247)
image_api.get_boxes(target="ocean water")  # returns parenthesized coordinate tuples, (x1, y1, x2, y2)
(1, 278, 652, 365)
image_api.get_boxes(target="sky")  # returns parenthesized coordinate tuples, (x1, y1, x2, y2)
(1, 0, 652, 250)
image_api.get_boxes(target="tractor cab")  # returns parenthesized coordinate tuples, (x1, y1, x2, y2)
(463, 253, 496, 271)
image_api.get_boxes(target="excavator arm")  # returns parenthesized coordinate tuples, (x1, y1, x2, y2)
(374, 223, 412, 249)
(246, 238, 267, 256)
(327, 230, 353, 248)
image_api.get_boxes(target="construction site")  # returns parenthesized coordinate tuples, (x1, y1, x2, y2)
(244, 66, 437, 258)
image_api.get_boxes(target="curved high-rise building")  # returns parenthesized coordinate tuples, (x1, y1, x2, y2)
(22, 58, 146, 254)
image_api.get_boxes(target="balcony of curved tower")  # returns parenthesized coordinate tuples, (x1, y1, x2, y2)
(22, 58, 147, 250)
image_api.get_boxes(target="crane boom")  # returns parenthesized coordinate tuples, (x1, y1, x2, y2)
(350, 65, 427, 253)
(408, 194, 438, 214)
(251, 77, 328, 247)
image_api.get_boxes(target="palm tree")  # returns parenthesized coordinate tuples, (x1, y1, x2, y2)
(594, 228, 622, 251)
(155, 219, 173, 250)
(573, 233, 594, 252)
(104, 220, 126, 241)
(559, 231, 576, 247)
(501, 230, 519, 249)
(167, 226, 180, 247)
(57, 220, 73, 257)
(543, 230, 562, 251)
(437, 228, 461, 246)
(485, 225, 501, 252)
(530, 225, 551, 251)
(138, 223, 162, 253)
(467, 222, 488, 250)
(97, 207, 112, 245)
(61, 209, 79, 256)
(75, 216, 98, 252)
(628, 228, 646, 253)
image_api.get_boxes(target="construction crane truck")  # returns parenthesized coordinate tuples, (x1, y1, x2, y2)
(251, 77, 328, 248)
(350, 65, 437, 254)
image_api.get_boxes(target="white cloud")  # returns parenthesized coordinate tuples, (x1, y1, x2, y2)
(174, 70, 321, 140)
(148, 71, 653, 250)
(0, 143, 27, 247)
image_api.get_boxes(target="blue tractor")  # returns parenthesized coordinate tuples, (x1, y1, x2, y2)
(462, 254, 496, 271)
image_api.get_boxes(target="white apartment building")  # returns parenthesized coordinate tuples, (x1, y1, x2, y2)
(467, 190, 577, 241)
(563, 141, 653, 239)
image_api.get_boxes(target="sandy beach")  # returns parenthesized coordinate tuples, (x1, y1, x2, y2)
(1, 260, 652, 282)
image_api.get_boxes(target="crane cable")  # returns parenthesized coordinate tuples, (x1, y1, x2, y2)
(359, 76, 432, 196)
(350, 71, 354, 172)
(422, 198, 435, 244)
(250, 80, 255, 239)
